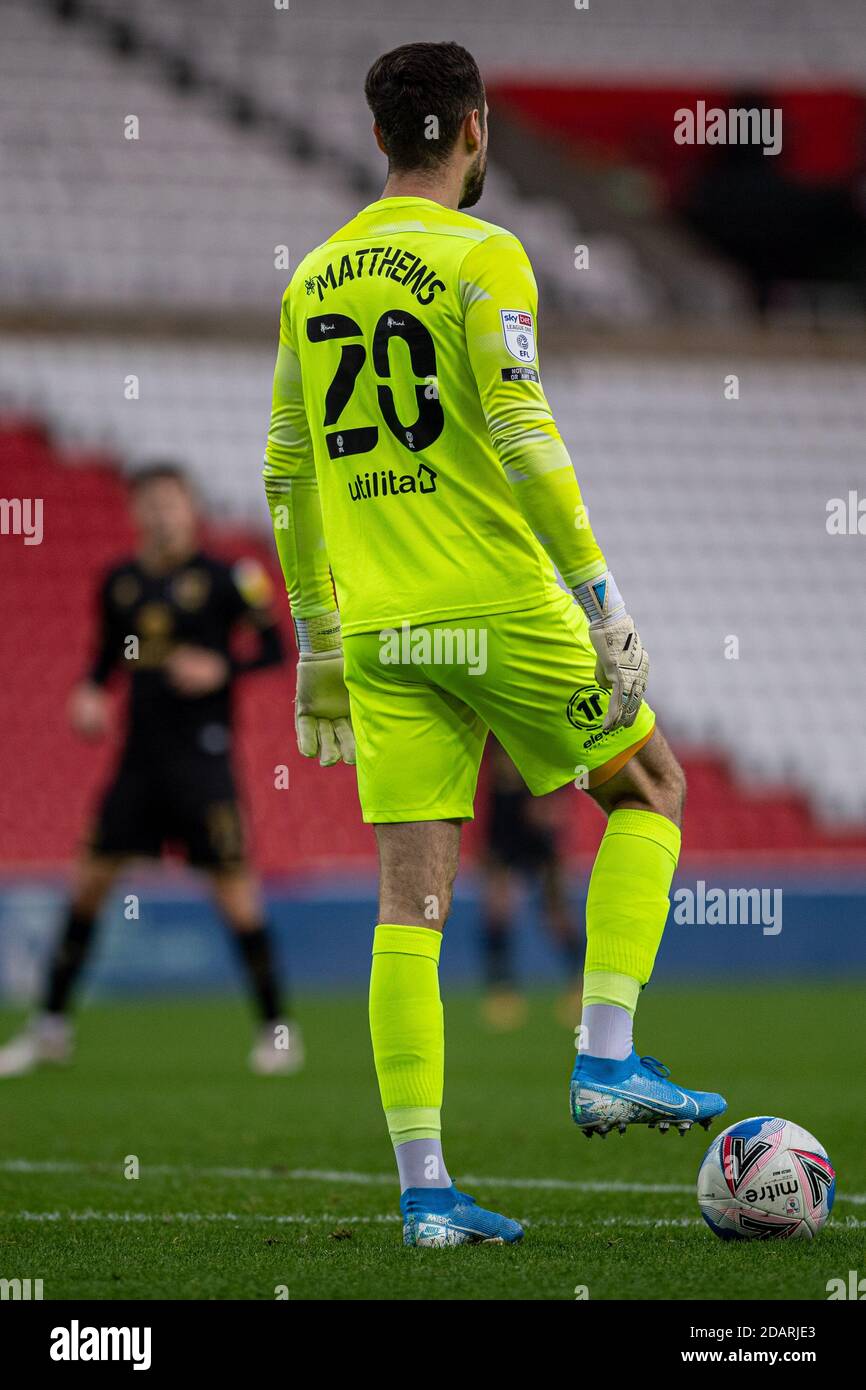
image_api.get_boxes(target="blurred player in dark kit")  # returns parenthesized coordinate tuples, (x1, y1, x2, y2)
(480, 741, 583, 1030)
(0, 464, 303, 1077)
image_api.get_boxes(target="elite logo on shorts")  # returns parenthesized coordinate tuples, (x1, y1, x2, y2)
(500, 310, 536, 363)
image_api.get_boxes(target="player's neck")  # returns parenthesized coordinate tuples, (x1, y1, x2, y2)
(139, 541, 197, 575)
(379, 165, 465, 211)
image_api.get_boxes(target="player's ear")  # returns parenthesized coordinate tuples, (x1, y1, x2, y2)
(372, 121, 388, 156)
(465, 107, 483, 152)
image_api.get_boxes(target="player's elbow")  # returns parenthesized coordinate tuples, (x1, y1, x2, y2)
(488, 415, 562, 473)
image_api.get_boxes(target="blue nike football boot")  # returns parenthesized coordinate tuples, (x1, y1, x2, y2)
(401, 1184, 524, 1246)
(571, 1049, 727, 1138)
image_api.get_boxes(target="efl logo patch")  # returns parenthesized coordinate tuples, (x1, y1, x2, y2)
(500, 309, 536, 363)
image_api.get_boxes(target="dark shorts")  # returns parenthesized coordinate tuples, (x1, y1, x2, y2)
(88, 746, 246, 871)
(487, 793, 557, 874)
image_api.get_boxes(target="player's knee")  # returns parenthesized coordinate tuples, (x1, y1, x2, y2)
(380, 882, 453, 930)
(426, 883, 453, 929)
(596, 742, 686, 826)
(211, 871, 263, 931)
(71, 855, 118, 916)
(224, 911, 264, 935)
(375, 821, 461, 931)
(647, 753, 686, 826)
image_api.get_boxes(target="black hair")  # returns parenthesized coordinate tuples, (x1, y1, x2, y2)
(128, 463, 191, 493)
(364, 41, 485, 172)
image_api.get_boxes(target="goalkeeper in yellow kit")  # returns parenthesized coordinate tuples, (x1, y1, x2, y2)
(264, 41, 726, 1247)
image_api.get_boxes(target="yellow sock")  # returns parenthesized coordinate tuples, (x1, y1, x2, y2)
(369, 923, 444, 1145)
(584, 808, 681, 995)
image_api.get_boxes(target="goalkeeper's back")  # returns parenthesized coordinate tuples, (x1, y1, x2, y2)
(264, 195, 569, 637)
(263, 39, 648, 782)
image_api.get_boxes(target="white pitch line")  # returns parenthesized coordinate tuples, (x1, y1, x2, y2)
(14, 1210, 399, 1226)
(9, 1211, 696, 1228)
(0, 1159, 691, 1193)
(1, 1158, 862, 1204)
(9, 1211, 866, 1230)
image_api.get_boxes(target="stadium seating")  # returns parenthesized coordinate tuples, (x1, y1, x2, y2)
(6, 0, 866, 319)
(84, 0, 866, 85)
(1, 353, 866, 856)
(0, 336, 277, 524)
(2, 0, 864, 859)
(0, 2, 353, 311)
(0, 0, 629, 317)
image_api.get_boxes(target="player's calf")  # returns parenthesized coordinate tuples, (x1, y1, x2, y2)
(370, 820, 519, 1246)
(572, 727, 724, 1136)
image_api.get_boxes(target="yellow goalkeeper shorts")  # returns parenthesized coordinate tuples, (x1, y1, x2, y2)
(342, 588, 655, 823)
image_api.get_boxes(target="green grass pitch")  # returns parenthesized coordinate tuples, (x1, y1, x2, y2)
(0, 983, 861, 1300)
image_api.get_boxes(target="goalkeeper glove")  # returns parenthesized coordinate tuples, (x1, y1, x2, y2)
(294, 613, 355, 767)
(573, 570, 649, 732)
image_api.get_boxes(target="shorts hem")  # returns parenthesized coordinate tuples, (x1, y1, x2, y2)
(588, 723, 656, 788)
(362, 804, 475, 825)
(523, 719, 656, 797)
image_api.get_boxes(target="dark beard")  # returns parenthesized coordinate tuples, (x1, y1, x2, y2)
(458, 151, 487, 209)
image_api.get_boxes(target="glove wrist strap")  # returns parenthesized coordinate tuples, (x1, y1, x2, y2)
(572, 570, 626, 627)
(294, 610, 342, 655)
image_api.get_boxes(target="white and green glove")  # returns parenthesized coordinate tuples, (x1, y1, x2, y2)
(573, 570, 649, 732)
(294, 613, 355, 767)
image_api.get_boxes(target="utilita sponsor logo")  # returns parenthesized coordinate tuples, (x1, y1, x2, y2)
(347, 463, 437, 501)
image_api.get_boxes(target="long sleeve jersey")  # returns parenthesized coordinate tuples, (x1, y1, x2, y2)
(263, 194, 605, 636)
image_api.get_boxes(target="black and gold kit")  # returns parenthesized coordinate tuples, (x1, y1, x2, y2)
(88, 551, 283, 868)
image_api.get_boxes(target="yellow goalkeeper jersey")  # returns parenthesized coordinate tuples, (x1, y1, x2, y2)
(264, 195, 603, 636)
